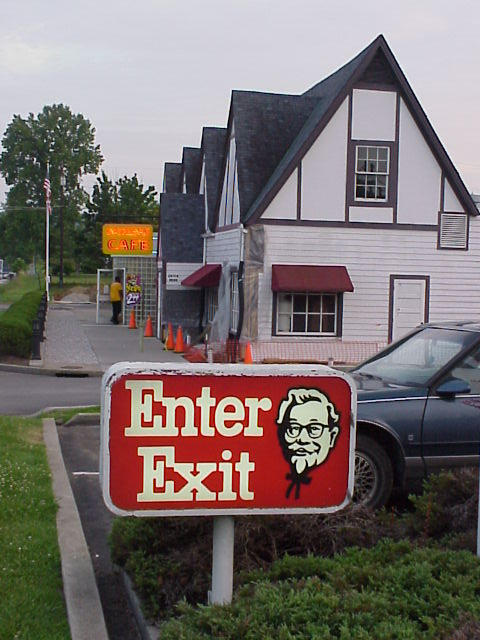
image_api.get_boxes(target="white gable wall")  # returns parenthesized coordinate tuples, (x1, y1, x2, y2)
(351, 89, 396, 141)
(262, 170, 297, 220)
(397, 98, 442, 224)
(257, 222, 480, 342)
(300, 97, 349, 221)
(444, 180, 464, 212)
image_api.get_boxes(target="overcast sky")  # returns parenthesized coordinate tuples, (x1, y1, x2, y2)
(1, 0, 480, 205)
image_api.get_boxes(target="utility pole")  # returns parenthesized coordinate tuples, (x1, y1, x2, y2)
(59, 166, 66, 288)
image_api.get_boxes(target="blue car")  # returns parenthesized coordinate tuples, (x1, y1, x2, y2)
(350, 321, 480, 508)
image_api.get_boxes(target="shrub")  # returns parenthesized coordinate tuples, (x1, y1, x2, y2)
(0, 290, 43, 357)
(158, 541, 480, 639)
(110, 469, 479, 627)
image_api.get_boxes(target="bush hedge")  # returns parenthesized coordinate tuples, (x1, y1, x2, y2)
(0, 290, 44, 357)
(159, 541, 480, 639)
(110, 468, 479, 630)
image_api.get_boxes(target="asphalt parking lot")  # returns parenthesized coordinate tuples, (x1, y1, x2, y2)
(57, 419, 142, 640)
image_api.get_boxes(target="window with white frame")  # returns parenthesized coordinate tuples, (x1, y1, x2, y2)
(355, 145, 389, 201)
(276, 293, 337, 335)
(206, 287, 218, 323)
(229, 272, 239, 332)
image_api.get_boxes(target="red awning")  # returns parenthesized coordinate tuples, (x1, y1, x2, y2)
(181, 264, 222, 288)
(271, 265, 354, 293)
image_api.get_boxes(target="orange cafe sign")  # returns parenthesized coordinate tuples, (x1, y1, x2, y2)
(101, 362, 356, 517)
(102, 224, 153, 255)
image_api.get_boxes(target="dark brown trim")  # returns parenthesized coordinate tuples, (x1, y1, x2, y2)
(393, 92, 400, 223)
(440, 171, 445, 213)
(346, 139, 398, 214)
(216, 222, 242, 232)
(272, 291, 344, 338)
(388, 274, 430, 342)
(436, 211, 469, 251)
(353, 81, 397, 92)
(297, 164, 302, 220)
(345, 92, 353, 222)
(261, 218, 437, 231)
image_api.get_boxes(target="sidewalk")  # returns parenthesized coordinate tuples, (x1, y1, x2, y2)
(22, 301, 184, 376)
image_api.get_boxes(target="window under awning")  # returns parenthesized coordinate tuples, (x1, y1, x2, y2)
(271, 265, 354, 293)
(181, 263, 222, 288)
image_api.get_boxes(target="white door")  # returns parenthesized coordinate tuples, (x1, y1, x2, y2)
(391, 278, 427, 342)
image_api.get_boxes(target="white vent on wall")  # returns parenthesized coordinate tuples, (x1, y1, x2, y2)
(439, 213, 468, 249)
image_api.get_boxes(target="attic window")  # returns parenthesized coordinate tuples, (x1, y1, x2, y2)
(355, 145, 389, 201)
(439, 213, 468, 250)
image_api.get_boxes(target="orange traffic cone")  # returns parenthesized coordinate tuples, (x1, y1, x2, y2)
(128, 309, 137, 329)
(144, 315, 153, 338)
(244, 342, 253, 364)
(174, 326, 185, 354)
(165, 323, 174, 350)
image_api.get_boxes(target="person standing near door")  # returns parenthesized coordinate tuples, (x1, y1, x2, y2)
(110, 275, 123, 325)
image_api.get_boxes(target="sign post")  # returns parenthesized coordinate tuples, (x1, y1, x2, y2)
(101, 363, 356, 604)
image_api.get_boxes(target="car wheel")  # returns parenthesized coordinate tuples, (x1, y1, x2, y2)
(354, 435, 394, 509)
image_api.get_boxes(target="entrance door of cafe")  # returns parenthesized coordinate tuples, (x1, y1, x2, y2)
(96, 268, 126, 324)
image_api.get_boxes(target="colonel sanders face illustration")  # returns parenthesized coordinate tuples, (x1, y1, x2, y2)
(276, 388, 340, 499)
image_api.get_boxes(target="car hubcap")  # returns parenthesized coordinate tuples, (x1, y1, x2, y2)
(354, 452, 378, 504)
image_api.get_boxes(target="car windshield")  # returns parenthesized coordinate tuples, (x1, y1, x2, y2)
(354, 327, 479, 386)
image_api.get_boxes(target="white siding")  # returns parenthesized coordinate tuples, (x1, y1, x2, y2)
(444, 179, 464, 212)
(397, 98, 441, 225)
(205, 228, 243, 265)
(257, 222, 480, 342)
(262, 170, 297, 220)
(301, 97, 348, 221)
(351, 89, 396, 141)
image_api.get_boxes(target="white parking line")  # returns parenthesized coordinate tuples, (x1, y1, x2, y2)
(72, 471, 100, 476)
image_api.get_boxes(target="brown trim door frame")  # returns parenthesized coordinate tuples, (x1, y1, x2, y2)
(388, 275, 430, 342)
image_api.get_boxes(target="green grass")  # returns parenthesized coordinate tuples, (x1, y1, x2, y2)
(43, 405, 100, 424)
(0, 416, 70, 639)
(0, 272, 42, 304)
(50, 273, 97, 288)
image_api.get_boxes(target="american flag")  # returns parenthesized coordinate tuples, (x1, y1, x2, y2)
(43, 175, 52, 215)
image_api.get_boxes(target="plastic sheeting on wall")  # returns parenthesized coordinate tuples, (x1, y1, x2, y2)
(242, 225, 264, 340)
(209, 261, 232, 344)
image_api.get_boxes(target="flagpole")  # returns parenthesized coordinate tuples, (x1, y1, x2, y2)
(44, 162, 51, 301)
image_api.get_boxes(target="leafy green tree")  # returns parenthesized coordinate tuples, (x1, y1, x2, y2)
(76, 172, 158, 270)
(0, 104, 103, 268)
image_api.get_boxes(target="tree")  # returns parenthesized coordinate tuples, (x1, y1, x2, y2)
(75, 172, 158, 271)
(0, 104, 103, 269)
(87, 172, 158, 224)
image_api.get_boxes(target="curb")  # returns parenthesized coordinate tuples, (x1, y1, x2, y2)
(63, 412, 101, 427)
(0, 362, 103, 377)
(42, 418, 109, 640)
(119, 568, 160, 640)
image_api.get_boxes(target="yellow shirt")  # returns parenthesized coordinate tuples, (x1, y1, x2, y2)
(110, 281, 123, 302)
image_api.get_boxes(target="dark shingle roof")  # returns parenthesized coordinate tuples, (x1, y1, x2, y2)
(201, 127, 227, 231)
(182, 147, 202, 194)
(163, 163, 182, 193)
(231, 91, 318, 220)
(160, 194, 204, 262)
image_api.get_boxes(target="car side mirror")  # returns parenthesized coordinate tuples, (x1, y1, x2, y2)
(436, 379, 471, 397)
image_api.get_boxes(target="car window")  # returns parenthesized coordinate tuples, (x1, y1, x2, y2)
(355, 328, 478, 386)
(447, 344, 480, 394)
